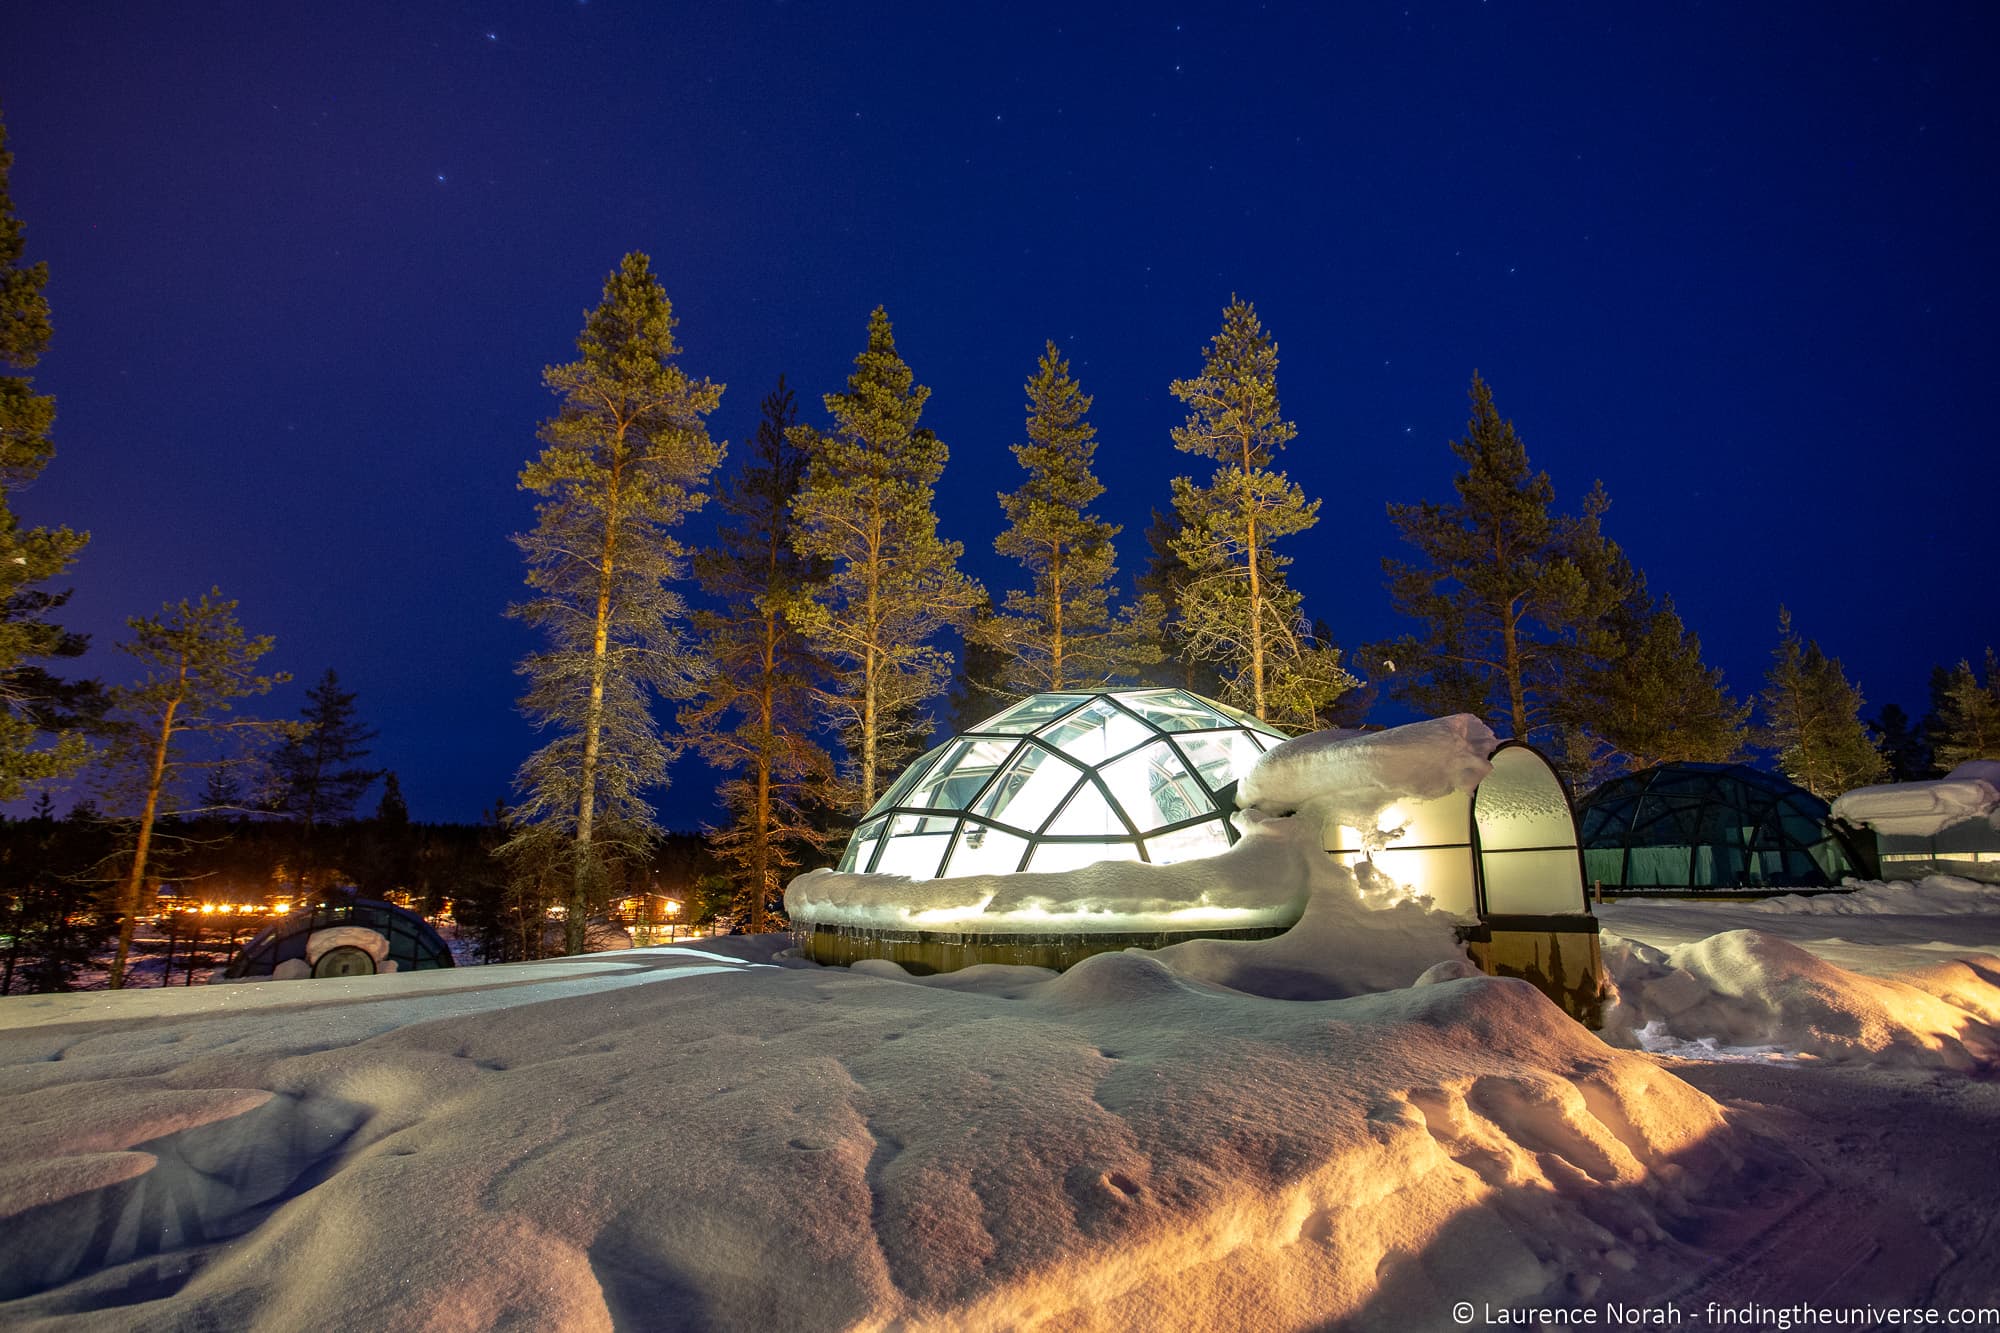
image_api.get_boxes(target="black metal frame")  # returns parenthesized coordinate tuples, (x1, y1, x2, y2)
(845, 689, 1287, 878)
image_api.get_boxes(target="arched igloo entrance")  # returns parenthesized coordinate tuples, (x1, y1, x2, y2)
(1324, 741, 1601, 1021)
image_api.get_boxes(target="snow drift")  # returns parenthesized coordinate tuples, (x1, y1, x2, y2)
(0, 941, 1747, 1330)
(1601, 929, 2000, 1069)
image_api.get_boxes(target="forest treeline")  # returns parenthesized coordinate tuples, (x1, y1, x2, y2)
(4, 117, 1999, 991)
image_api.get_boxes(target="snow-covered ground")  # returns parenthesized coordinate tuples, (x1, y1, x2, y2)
(4, 915, 1997, 1329)
(5, 723, 1999, 1328)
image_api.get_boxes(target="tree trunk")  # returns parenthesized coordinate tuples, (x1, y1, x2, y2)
(110, 687, 180, 989)
(1049, 546, 1065, 691)
(1241, 431, 1266, 719)
(1502, 607, 1528, 739)
(861, 542, 881, 809)
(571, 449, 625, 956)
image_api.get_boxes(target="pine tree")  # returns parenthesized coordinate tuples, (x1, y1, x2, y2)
(0, 112, 94, 800)
(1167, 298, 1352, 726)
(269, 668, 381, 893)
(948, 622, 1013, 731)
(376, 771, 410, 824)
(508, 254, 723, 954)
(1758, 607, 1886, 799)
(99, 589, 291, 988)
(1930, 649, 2000, 770)
(1868, 703, 1931, 782)
(679, 378, 835, 931)
(1372, 373, 1631, 742)
(1133, 508, 1216, 695)
(788, 308, 983, 807)
(1561, 594, 1748, 780)
(973, 342, 1158, 694)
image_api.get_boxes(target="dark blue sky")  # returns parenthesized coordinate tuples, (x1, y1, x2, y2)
(3, 2, 1994, 823)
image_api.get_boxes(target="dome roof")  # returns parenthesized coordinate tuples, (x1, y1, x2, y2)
(225, 897, 455, 978)
(839, 689, 1287, 880)
(1576, 762, 1864, 889)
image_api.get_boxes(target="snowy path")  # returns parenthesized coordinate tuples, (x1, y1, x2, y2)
(1659, 1062, 2000, 1313)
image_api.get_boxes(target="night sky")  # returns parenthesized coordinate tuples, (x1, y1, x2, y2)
(2, 3, 1994, 824)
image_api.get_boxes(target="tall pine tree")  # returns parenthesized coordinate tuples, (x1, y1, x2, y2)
(1929, 649, 2000, 770)
(1168, 298, 1351, 726)
(788, 308, 982, 807)
(972, 342, 1157, 695)
(99, 590, 291, 988)
(1373, 373, 1631, 742)
(269, 668, 382, 893)
(679, 378, 835, 931)
(1560, 593, 1748, 780)
(1868, 704, 1932, 782)
(1759, 607, 1885, 798)
(0, 112, 94, 799)
(508, 254, 723, 955)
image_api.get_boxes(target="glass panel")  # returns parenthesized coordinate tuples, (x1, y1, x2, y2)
(1100, 741, 1212, 831)
(1582, 847, 1624, 888)
(839, 817, 886, 872)
(873, 813, 957, 879)
(1472, 749, 1575, 851)
(1369, 846, 1478, 917)
(1626, 845, 1691, 886)
(1199, 695, 1290, 739)
(969, 742, 1086, 834)
(1171, 730, 1269, 795)
(866, 741, 951, 817)
(1042, 781, 1129, 837)
(969, 693, 1095, 734)
(940, 824, 1031, 878)
(1481, 848, 1585, 915)
(900, 737, 1021, 811)
(1143, 819, 1231, 865)
(1114, 690, 1234, 733)
(1036, 699, 1154, 763)
(1026, 840, 1143, 874)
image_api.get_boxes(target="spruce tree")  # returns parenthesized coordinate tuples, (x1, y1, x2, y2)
(679, 378, 835, 931)
(1134, 508, 1217, 696)
(376, 772, 410, 824)
(0, 112, 94, 799)
(99, 589, 291, 988)
(1167, 298, 1352, 726)
(1372, 373, 1631, 742)
(1758, 608, 1886, 799)
(508, 254, 723, 955)
(269, 668, 381, 892)
(1930, 649, 2000, 769)
(788, 308, 983, 807)
(973, 342, 1157, 694)
(1868, 703, 1931, 782)
(1562, 594, 1748, 779)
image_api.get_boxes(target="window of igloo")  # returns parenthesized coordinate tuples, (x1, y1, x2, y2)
(837, 690, 1287, 881)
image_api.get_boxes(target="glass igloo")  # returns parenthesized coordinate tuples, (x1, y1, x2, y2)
(1576, 762, 1868, 889)
(839, 689, 1288, 880)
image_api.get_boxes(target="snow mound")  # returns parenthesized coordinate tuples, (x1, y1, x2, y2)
(1153, 857, 1466, 1000)
(0, 942, 1747, 1328)
(1602, 929, 2000, 1069)
(1831, 763, 2000, 837)
(1749, 875, 2000, 916)
(1239, 713, 1495, 831)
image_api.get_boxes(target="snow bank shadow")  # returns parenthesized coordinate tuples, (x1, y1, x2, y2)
(0, 1088, 370, 1308)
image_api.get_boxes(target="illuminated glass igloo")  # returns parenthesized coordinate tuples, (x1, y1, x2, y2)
(839, 689, 1288, 880)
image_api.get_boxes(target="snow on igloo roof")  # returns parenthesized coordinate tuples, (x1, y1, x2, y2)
(839, 689, 1288, 881)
